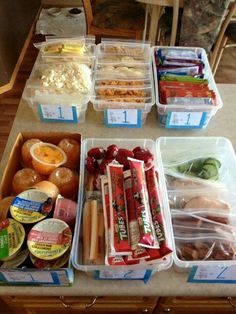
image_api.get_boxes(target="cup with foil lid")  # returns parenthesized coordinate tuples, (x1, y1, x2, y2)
(0, 219, 25, 261)
(10, 189, 53, 224)
(27, 218, 72, 260)
(1, 248, 29, 268)
(30, 249, 70, 269)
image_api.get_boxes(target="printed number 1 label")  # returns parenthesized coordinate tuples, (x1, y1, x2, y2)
(166, 111, 206, 128)
(105, 109, 142, 127)
(39, 104, 78, 123)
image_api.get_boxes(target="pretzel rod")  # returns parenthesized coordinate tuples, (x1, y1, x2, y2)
(89, 200, 98, 262)
(83, 201, 91, 264)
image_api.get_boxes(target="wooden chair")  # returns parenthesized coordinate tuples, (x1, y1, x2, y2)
(136, 0, 185, 45)
(82, 0, 145, 42)
(209, 0, 236, 75)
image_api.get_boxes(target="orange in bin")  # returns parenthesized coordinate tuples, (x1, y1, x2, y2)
(30, 142, 67, 175)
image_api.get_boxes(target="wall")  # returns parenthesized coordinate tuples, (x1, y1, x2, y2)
(0, 0, 41, 87)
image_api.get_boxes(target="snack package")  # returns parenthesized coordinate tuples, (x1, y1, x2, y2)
(107, 164, 131, 256)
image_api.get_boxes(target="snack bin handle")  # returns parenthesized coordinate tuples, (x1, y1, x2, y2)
(85, 296, 98, 309)
(59, 296, 70, 308)
(227, 297, 236, 308)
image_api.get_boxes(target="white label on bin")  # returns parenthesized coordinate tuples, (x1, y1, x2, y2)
(166, 111, 207, 129)
(1, 270, 69, 285)
(98, 269, 147, 279)
(38, 104, 78, 123)
(104, 109, 142, 128)
(188, 266, 236, 283)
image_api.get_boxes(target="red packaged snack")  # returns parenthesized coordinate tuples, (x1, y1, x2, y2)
(106, 144, 119, 159)
(107, 164, 131, 255)
(86, 156, 99, 174)
(123, 170, 149, 264)
(101, 176, 126, 265)
(133, 146, 154, 170)
(128, 158, 157, 248)
(99, 157, 115, 175)
(87, 147, 106, 160)
(145, 167, 172, 257)
(116, 149, 134, 170)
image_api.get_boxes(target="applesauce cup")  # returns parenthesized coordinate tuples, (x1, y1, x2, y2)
(30, 142, 67, 175)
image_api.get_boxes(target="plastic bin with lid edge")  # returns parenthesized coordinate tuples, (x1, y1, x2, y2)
(22, 86, 89, 124)
(155, 136, 236, 272)
(71, 138, 173, 279)
(152, 46, 223, 129)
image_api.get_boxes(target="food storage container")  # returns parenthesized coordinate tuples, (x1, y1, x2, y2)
(155, 137, 236, 272)
(93, 40, 154, 128)
(152, 47, 223, 129)
(72, 138, 173, 281)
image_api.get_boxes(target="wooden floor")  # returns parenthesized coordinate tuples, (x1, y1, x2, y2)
(0, 36, 235, 161)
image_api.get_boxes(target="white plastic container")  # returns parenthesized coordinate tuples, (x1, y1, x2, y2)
(156, 137, 236, 272)
(72, 138, 173, 280)
(152, 47, 223, 129)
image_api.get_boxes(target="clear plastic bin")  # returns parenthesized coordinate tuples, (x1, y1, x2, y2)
(97, 41, 151, 58)
(22, 86, 88, 123)
(72, 138, 173, 280)
(152, 47, 223, 129)
(155, 137, 236, 271)
(92, 42, 155, 127)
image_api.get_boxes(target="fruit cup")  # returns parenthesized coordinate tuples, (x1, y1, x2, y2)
(30, 142, 67, 175)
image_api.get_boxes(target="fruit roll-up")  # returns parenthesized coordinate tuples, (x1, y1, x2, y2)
(107, 163, 131, 256)
(128, 158, 158, 248)
(145, 167, 172, 257)
(101, 176, 126, 265)
(123, 170, 149, 264)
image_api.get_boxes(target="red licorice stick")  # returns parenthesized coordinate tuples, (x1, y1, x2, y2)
(101, 176, 126, 265)
(128, 158, 156, 248)
(145, 166, 172, 257)
(107, 164, 131, 255)
(123, 170, 149, 264)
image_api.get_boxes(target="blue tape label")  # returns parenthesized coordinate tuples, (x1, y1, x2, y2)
(166, 111, 207, 129)
(38, 104, 78, 123)
(188, 265, 236, 284)
(104, 109, 142, 128)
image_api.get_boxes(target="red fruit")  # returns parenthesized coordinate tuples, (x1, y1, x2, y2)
(116, 149, 134, 170)
(86, 156, 99, 174)
(87, 147, 106, 160)
(99, 158, 114, 175)
(133, 146, 154, 169)
(106, 144, 118, 159)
